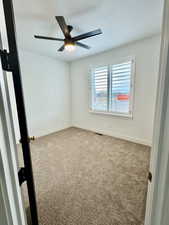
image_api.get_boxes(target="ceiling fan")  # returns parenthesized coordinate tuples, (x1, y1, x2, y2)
(34, 16, 102, 52)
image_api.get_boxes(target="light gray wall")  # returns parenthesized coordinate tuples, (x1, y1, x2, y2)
(8, 50, 71, 142)
(7, 35, 161, 146)
(70, 35, 161, 146)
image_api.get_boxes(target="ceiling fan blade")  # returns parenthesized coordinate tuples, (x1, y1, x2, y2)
(72, 29, 102, 42)
(58, 45, 65, 52)
(55, 16, 71, 39)
(34, 35, 64, 41)
(76, 42, 91, 49)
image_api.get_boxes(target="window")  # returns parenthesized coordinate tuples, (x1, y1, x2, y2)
(91, 60, 134, 117)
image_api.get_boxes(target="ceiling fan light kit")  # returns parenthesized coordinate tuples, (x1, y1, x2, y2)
(34, 16, 102, 52)
(64, 41, 76, 52)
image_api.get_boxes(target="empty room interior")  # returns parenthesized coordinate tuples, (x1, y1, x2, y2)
(6, 0, 164, 224)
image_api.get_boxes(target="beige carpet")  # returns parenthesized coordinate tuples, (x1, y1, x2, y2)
(19, 127, 150, 225)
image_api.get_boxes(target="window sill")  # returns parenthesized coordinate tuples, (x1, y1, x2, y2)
(89, 110, 133, 119)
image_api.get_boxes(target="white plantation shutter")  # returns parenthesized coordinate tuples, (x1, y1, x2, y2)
(91, 60, 134, 116)
(92, 66, 108, 111)
(110, 61, 132, 113)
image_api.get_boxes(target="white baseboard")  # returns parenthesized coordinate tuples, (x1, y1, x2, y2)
(16, 125, 71, 144)
(17, 125, 152, 147)
(33, 125, 71, 139)
(72, 125, 152, 147)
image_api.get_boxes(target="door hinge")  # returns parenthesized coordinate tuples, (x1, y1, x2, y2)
(148, 171, 152, 182)
(0, 49, 15, 72)
(18, 167, 27, 185)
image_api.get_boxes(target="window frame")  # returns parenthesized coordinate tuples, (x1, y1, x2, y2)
(89, 57, 135, 118)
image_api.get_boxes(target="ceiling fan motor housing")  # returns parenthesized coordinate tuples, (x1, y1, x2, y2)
(64, 39, 75, 46)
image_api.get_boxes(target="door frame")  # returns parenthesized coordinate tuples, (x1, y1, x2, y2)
(0, 34, 26, 225)
(144, 0, 169, 224)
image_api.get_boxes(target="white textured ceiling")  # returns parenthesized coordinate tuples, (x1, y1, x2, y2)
(13, 0, 164, 61)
